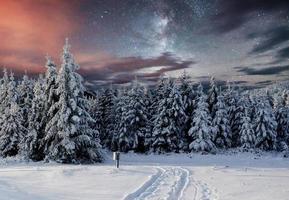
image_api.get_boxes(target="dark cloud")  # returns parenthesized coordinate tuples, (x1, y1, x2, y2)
(249, 26, 289, 54)
(212, 0, 289, 33)
(276, 46, 289, 60)
(255, 80, 274, 86)
(236, 64, 289, 75)
(80, 52, 195, 85)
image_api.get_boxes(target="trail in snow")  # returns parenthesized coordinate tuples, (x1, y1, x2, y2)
(190, 172, 219, 200)
(124, 167, 190, 200)
(124, 166, 219, 200)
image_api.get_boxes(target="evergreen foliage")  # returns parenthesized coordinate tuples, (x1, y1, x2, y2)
(0, 40, 288, 161)
(188, 84, 216, 152)
(212, 94, 232, 148)
(254, 99, 277, 150)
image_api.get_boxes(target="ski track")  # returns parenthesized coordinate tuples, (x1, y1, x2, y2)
(190, 172, 219, 200)
(124, 166, 219, 200)
(123, 166, 191, 200)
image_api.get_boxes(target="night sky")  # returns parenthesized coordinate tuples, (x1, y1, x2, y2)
(0, 0, 289, 88)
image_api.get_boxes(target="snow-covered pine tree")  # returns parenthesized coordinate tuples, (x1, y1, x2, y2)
(22, 80, 46, 161)
(274, 90, 289, 152)
(188, 83, 216, 153)
(155, 76, 167, 101)
(43, 56, 58, 119)
(193, 82, 204, 107)
(17, 74, 33, 128)
(43, 39, 102, 163)
(148, 77, 167, 147)
(178, 71, 194, 151)
(212, 94, 232, 148)
(254, 98, 277, 150)
(143, 88, 154, 152)
(266, 89, 274, 108)
(87, 94, 101, 148)
(0, 73, 25, 157)
(126, 81, 149, 152)
(112, 89, 131, 152)
(207, 77, 218, 115)
(178, 71, 194, 114)
(225, 82, 243, 147)
(99, 88, 115, 148)
(233, 92, 253, 147)
(152, 81, 186, 153)
(240, 108, 255, 150)
(0, 69, 11, 114)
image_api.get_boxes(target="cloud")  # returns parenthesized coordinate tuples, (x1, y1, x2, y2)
(249, 26, 289, 54)
(0, 0, 80, 73)
(276, 46, 289, 60)
(78, 52, 195, 86)
(236, 64, 289, 75)
(211, 0, 289, 33)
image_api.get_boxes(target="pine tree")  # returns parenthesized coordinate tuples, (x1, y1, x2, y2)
(126, 82, 149, 152)
(22, 81, 46, 160)
(254, 99, 277, 150)
(178, 71, 194, 114)
(112, 89, 131, 152)
(274, 91, 289, 151)
(43, 39, 102, 163)
(88, 96, 101, 146)
(207, 77, 218, 115)
(0, 73, 25, 157)
(266, 89, 274, 108)
(99, 88, 115, 148)
(188, 83, 216, 153)
(240, 108, 255, 150)
(178, 71, 194, 151)
(152, 82, 186, 153)
(212, 94, 232, 148)
(143, 88, 154, 152)
(225, 83, 243, 147)
(17, 74, 33, 129)
(240, 108, 256, 150)
(0, 69, 11, 114)
(43, 56, 58, 119)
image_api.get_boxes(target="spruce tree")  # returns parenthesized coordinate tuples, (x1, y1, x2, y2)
(88, 96, 101, 147)
(22, 81, 46, 160)
(0, 69, 11, 113)
(212, 94, 232, 148)
(43, 56, 58, 120)
(17, 74, 33, 129)
(254, 99, 277, 150)
(126, 82, 149, 152)
(274, 91, 289, 151)
(240, 108, 255, 150)
(99, 88, 115, 148)
(0, 73, 25, 157)
(143, 88, 154, 152)
(225, 83, 243, 147)
(188, 84, 216, 153)
(152, 82, 186, 153)
(43, 39, 102, 163)
(112, 89, 131, 152)
(207, 77, 218, 115)
(178, 71, 194, 151)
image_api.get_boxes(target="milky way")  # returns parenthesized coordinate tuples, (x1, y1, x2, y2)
(0, 0, 289, 88)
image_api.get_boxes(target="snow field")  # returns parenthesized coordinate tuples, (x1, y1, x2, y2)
(0, 152, 289, 200)
(124, 167, 190, 200)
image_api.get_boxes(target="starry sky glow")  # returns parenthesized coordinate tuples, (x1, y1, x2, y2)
(0, 0, 289, 88)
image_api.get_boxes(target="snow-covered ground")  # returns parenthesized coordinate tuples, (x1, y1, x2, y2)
(0, 152, 289, 200)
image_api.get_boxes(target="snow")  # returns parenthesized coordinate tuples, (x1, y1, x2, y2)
(0, 152, 289, 200)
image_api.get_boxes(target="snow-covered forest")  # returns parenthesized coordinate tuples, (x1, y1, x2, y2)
(0, 40, 288, 164)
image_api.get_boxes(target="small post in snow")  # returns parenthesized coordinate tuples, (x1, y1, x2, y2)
(113, 152, 120, 168)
